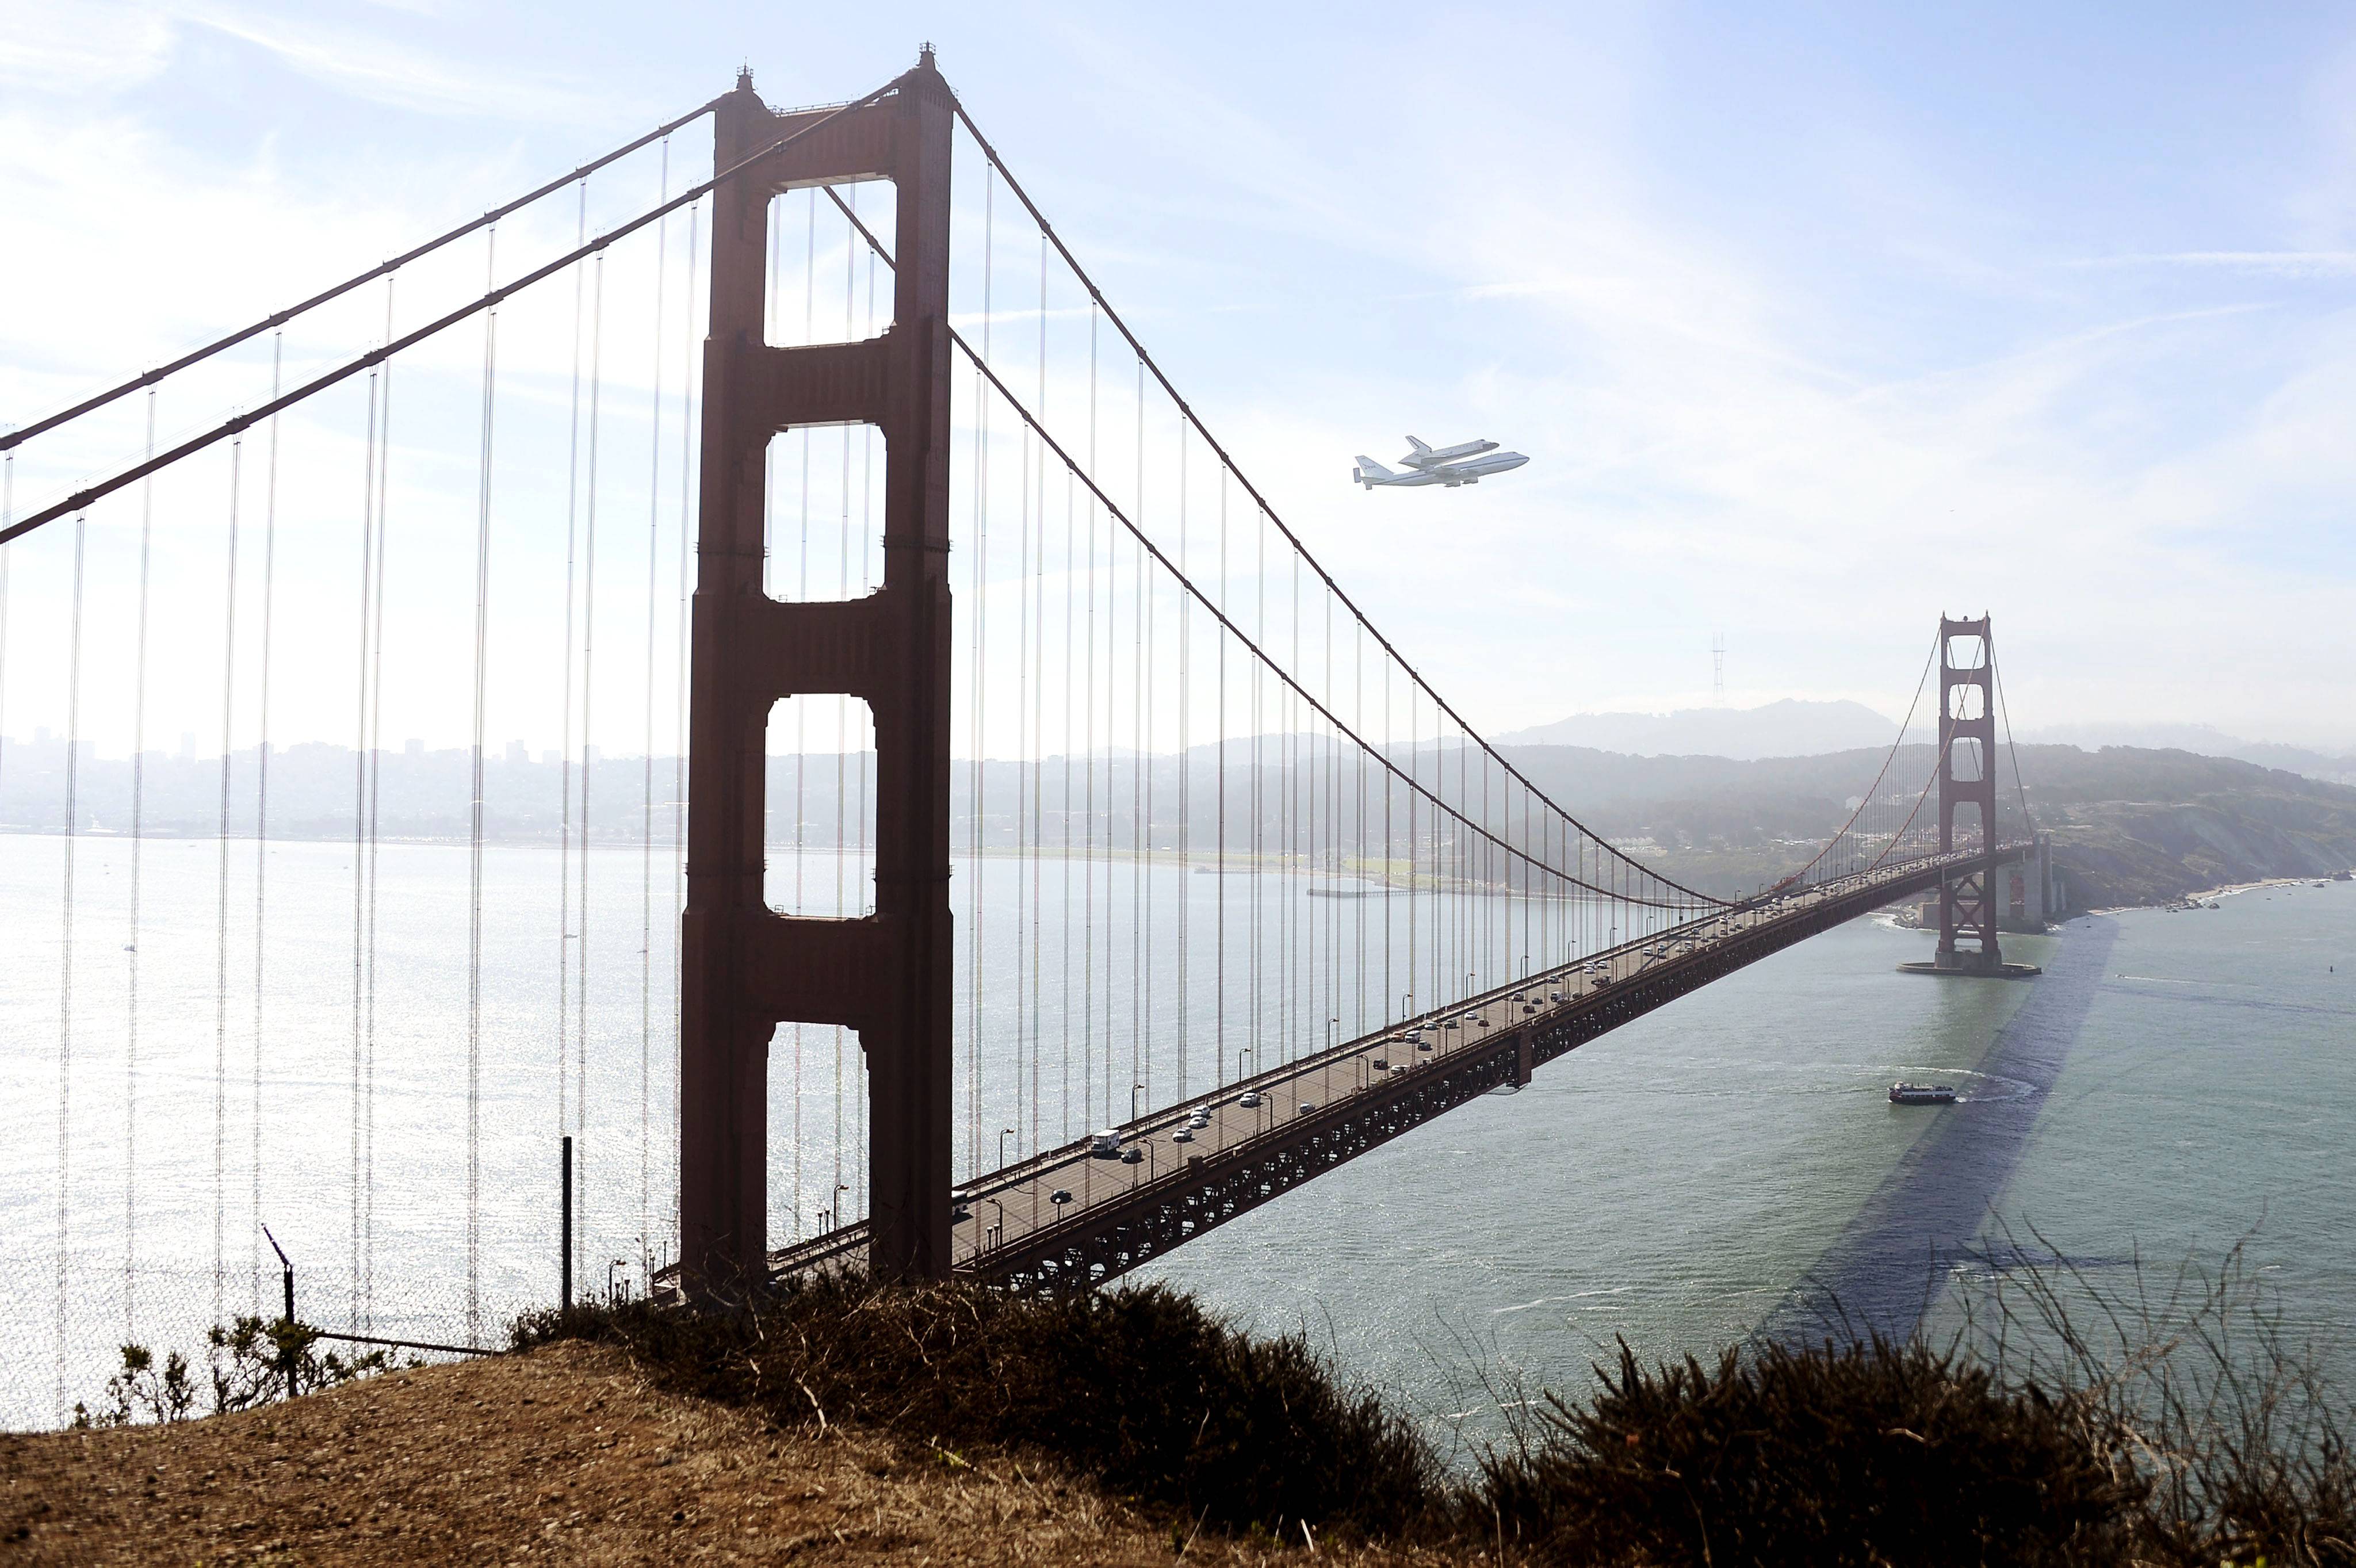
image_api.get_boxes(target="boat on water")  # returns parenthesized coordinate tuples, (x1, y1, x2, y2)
(1889, 1083, 1957, 1106)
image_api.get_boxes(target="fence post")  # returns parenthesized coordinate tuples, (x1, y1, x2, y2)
(262, 1223, 297, 1399)
(560, 1135, 573, 1312)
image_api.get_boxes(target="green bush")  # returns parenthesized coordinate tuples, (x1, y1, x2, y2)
(515, 1272, 1435, 1537)
(1477, 1333, 2141, 1566)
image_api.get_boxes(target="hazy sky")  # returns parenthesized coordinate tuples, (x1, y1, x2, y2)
(4, 1, 2354, 753)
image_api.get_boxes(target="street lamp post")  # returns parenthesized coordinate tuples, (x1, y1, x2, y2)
(999, 1127, 1016, 1169)
(1131, 1082, 1145, 1122)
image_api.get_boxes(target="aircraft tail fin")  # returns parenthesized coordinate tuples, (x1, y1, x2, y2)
(1353, 456, 1394, 488)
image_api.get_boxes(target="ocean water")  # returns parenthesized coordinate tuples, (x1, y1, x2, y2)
(1135, 877, 2356, 1436)
(3, 831, 2351, 1432)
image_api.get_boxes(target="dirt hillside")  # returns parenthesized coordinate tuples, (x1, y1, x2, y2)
(1, 1341, 1456, 1566)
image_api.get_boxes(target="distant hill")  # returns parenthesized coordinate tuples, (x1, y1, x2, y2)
(1494, 699, 1898, 760)
(2022, 722, 2356, 786)
(1493, 740, 2356, 908)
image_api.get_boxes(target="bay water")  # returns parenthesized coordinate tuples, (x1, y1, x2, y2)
(3, 832, 2350, 1432)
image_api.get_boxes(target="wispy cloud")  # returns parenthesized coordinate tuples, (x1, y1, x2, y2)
(2071, 251, 2356, 277)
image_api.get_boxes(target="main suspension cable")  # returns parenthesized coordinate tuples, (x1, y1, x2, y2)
(5, 78, 902, 546)
(948, 331, 1701, 911)
(0, 99, 724, 456)
(820, 182, 1716, 912)
(942, 97, 1722, 909)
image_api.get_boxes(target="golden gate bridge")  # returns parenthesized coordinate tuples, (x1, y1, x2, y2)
(0, 48, 2040, 1422)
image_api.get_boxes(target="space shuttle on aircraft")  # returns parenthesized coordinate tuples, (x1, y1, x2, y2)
(1352, 435, 1529, 489)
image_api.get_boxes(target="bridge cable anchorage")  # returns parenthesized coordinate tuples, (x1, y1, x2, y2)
(0, 81, 900, 548)
(252, 331, 282, 1319)
(0, 101, 725, 457)
(943, 328, 1699, 911)
(941, 100, 1726, 912)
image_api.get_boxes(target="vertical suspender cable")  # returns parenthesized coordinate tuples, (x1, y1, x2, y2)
(125, 390, 155, 1337)
(213, 434, 244, 1330)
(55, 508, 87, 1422)
(1215, 472, 1226, 1081)
(363, 282, 396, 1330)
(559, 179, 586, 1146)
(1058, 240, 1075, 1142)
(252, 334, 281, 1313)
(1083, 304, 1097, 1127)
(858, 229, 875, 1211)
(1030, 246, 1047, 1156)
(578, 244, 606, 1213)
(349, 355, 379, 1329)
(1012, 312, 1030, 1157)
(969, 167, 992, 1172)
(673, 198, 699, 1254)
(0, 453, 9, 806)
(465, 225, 500, 1347)
(641, 146, 670, 1262)
(1137, 360, 1152, 1112)
(793, 186, 813, 1229)
(1174, 418, 1188, 1103)
(1252, 506, 1263, 1086)
(835, 190, 855, 1214)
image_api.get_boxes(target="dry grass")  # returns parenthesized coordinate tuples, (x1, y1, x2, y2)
(515, 1274, 1438, 1540)
(1, 1338, 1466, 1566)
(15, 1240, 2355, 1566)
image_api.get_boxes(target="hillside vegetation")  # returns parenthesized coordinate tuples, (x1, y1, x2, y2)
(1498, 741, 2356, 907)
(16, 1260, 2355, 1566)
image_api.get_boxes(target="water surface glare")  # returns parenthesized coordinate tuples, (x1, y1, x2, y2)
(5, 832, 2351, 1432)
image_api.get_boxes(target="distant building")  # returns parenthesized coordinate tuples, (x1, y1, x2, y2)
(178, 731, 195, 762)
(505, 740, 527, 766)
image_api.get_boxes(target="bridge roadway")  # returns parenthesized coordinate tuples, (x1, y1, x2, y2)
(761, 843, 2031, 1293)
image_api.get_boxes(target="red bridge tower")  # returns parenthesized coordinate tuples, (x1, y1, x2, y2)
(1935, 615, 2002, 972)
(678, 53, 957, 1290)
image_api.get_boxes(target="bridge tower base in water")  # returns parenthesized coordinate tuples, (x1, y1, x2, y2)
(678, 53, 959, 1291)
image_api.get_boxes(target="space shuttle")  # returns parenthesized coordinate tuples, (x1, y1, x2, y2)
(1353, 435, 1529, 489)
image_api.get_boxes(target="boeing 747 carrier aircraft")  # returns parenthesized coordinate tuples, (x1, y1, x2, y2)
(1353, 435, 1529, 489)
